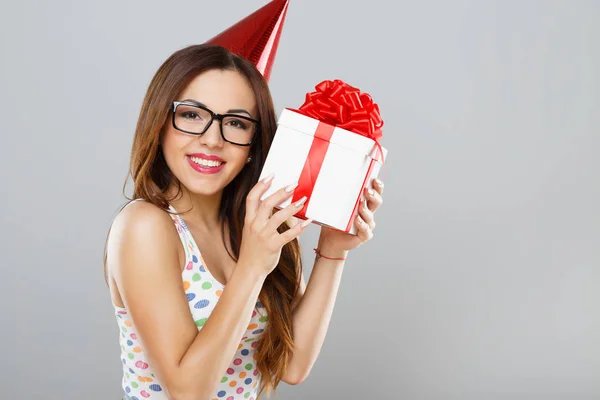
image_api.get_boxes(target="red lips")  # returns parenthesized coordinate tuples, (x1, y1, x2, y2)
(188, 153, 224, 162)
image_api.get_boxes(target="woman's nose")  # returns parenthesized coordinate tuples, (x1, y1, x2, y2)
(199, 119, 224, 148)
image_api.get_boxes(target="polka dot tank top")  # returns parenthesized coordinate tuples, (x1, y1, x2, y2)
(113, 203, 268, 400)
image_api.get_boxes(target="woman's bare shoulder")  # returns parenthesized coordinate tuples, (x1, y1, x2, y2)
(112, 200, 173, 230)
(107, 200, 181, 274)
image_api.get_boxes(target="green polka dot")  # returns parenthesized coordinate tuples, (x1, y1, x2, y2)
(259, 316, 268, 322)
(131, 382, 138, 389)
(202, 281, 212, 290)
(128, 353, 134, 360)
(245, 393, 250, 398)
(121, 326, 127, 333)
(125, 372, 130, 379)
(192, 273, 201, 282)
(244, 338, 255, 342)
(195, 318, 207, 327)
(245, 363, 253, 370)
(151, 373, 155, 377)
(221, 377, 228, 383)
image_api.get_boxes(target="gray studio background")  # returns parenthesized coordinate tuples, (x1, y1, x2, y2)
(1, 1, 599, 399)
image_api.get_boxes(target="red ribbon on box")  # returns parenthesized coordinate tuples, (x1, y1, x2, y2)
(289, 79, 385, 229)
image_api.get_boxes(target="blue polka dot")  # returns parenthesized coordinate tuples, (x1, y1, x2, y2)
(125, 387, 131, 393)
(252, 329, 264, 334)
(127, 340, 133, 346)
(192, 255, 198, 263)
(122, 359, 126, 365)
(129, 368, 135, 374)
(245, 378, 252, 385)
(194, 299, 210, 309)
(241, 349, 249, 356)
(256, 301, 264, 308)
(199, 265, 206, 272)
(131, 397, 139, 400)
(149, 384, 162, 392)
(186, 293, 196, 302)
(217, 390, 226, 397)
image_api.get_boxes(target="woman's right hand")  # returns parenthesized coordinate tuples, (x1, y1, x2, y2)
(239, 173, 312, 276)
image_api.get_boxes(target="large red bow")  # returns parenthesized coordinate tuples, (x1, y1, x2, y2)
(295, 79, 384, 161)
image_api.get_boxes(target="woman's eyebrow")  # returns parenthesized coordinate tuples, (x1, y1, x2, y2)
(227, 108, 252, 116)
(181, 98, 252, 117)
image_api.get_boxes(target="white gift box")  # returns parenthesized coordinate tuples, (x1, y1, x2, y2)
(258, 108, 387, 235)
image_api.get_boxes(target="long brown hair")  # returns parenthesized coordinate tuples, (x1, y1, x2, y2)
(108, 44, 302, 398)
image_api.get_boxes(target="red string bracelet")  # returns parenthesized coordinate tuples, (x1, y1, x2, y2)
(313, 247, 347, 261)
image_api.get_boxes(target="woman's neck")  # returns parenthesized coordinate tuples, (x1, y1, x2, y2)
(166, 184, 223, 231)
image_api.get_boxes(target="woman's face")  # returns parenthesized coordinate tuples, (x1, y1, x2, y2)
(161, 69, 258, 197)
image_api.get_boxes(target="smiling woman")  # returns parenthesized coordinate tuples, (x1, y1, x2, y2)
(104, 43, 311, 400)
(103, 3, 383, 400)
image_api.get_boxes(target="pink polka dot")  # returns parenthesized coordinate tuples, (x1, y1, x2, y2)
(236, 387, 244, 394)
(251, 342, 258, 348)
(227, 368, 234, 375)
(135, 361, 149, 369)
(242, 336, 247, 340)
(140, 390, 150, 398)
(252, 310, 257, 317)
(118, 311, 127, 315)
(253, 369, 259, 376)
(130, 333, 137, 340)
(186, 261, 193, 270)
(226, 397, 234, 400)
(233, 358, 242, 365)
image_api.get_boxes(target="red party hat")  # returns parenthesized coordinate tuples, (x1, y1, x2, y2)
(205, 0, 290, 82)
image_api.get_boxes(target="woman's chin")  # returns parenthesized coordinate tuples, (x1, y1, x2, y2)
(184, 181, 224, 197)
(177, 163, 243, 196)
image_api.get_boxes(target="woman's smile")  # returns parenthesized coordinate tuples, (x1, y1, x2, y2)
(186, 153, 227, 174)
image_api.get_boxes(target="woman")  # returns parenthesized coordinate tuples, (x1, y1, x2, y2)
(104, 43, 384, 400)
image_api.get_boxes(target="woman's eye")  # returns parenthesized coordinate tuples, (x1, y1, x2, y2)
(182, 112, 201, 120)
(227, 119, 247, 129)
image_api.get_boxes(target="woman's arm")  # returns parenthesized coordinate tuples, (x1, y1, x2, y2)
(282, 179, 384, 384)
(282, 238, 348, 385)
(108, 201, 268, 400)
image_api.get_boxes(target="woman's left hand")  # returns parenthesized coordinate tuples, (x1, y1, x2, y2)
(317, 178, 384, 253)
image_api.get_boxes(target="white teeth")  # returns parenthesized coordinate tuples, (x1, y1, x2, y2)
(190, 156, 223, 167)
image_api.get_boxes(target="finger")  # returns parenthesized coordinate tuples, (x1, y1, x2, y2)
(277, 218, 313, 247)
(265, 195, 307, 233)
(364, 186, 383, 211)
(355, 214, 373, 242)
(255, 182, 298, 227)
(246, 173, 275, 221)
(373, 178, 384, 195)
(358, 199, 376, 230)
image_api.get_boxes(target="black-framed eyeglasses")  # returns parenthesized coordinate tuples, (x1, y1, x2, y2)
(172, 101, 260, 146)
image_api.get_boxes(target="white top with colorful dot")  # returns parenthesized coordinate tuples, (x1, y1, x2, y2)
(113, 204, 267, 400)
